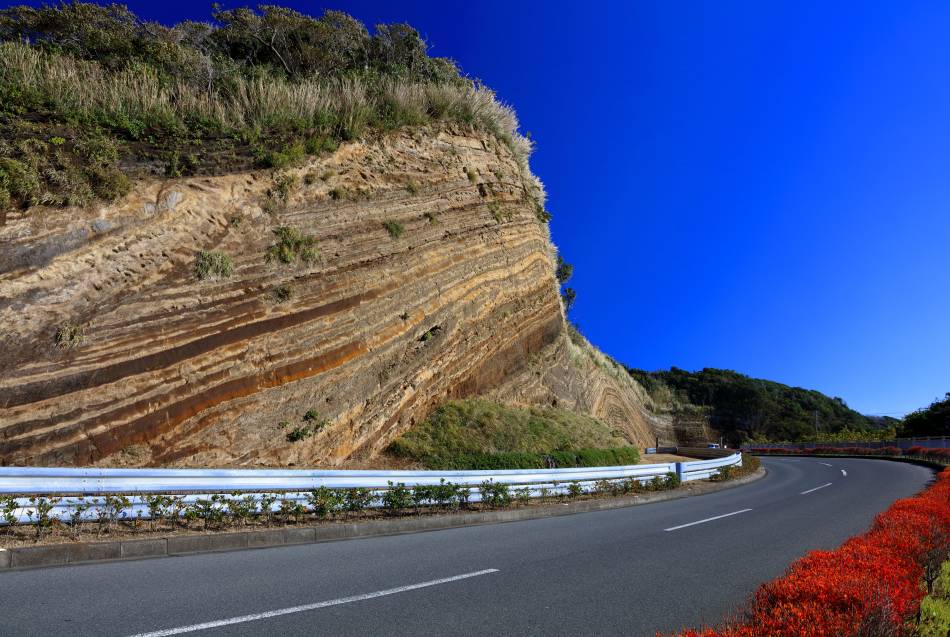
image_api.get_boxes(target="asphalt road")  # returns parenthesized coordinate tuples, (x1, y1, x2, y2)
(0, 457, 934, 636)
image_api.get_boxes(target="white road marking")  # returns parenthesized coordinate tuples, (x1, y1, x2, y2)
(841, 469, 847, 477)
(125, 569, 500, 637)
(800, 482, 833, 495)
(664, 509, 752, 532)
(818, 462, 833, 467)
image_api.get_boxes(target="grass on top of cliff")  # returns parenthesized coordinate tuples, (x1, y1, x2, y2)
(0, 3, 538, 215)
(387, 399, 639, 470)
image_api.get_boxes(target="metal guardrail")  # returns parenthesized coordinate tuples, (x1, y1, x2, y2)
(0, 453, 742, 524)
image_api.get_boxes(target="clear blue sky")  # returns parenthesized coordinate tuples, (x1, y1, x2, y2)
(9, 1, 949, 416)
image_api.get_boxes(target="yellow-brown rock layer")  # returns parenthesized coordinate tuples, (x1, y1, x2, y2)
(0, 125, 674, 467)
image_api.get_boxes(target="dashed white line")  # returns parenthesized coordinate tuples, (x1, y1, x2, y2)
(664, 509, 753, 532)
(124, 569, 500, 637)
(841, 469, 847, 477)
(818, 462, 833, 467)
(800, 482, 833, 495)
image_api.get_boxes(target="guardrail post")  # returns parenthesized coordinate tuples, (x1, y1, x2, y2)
(675, 462, 685, 483)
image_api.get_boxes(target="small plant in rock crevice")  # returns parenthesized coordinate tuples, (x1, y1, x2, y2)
(54, 322, 85, 350)
(266, 226, 318, 265)
(272, 283, 294, 304)
(383, 219, 404, 239)
(286, 409, 329, 442)
(194, 251, 234, 280)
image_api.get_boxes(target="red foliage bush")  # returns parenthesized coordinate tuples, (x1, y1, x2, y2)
(666, 469, 950, 637)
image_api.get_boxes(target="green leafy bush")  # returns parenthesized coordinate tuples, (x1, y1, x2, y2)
(383, 481, 411, 514)
(383, 220, 404, 239)
(194, 251, 233, 280)
(478, 480, 511, 508)
(344, 488, 373, 516)
(266, 226, 318, 265)
(273, 284, 294, 303)
(306, 487, 343, 518)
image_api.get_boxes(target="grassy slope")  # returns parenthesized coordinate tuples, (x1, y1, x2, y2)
(0, 3, 542, 218)
(387, 399, 639, 469)
(628, 367, 895, 444)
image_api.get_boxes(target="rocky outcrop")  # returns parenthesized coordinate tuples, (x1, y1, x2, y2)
(0, 125, 675, 467)
(488, 329, 690, 448)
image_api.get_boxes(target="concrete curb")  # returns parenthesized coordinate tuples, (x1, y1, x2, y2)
(0, 468, 765, 571)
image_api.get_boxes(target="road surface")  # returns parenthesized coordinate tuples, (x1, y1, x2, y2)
(0, 457, 934, 636)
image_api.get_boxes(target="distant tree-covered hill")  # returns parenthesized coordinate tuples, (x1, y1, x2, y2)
(627, 367, 891, 444)
(899, 393, 950, 437)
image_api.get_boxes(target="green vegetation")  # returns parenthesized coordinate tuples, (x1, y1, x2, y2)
(286, 408, 329, 442)
(555, 255, 573, 284)
(555, 254, 576, 312)
(265, 226, 318, 265)
(0, 3, 534, 214)
(627, 367, 891, 444)
(54, 322, 84, 350)
(487, 201, 513, 223)
(387, 399, 639, 469)
(193, 251, 233, 280)
(900, 393, 950, 437)
(383, 220, 404, 239)
(272, 284, 293, 304)
(918, 560, 950, 636)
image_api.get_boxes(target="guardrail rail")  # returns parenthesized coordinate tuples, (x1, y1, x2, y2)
(0, 452, 743, 525)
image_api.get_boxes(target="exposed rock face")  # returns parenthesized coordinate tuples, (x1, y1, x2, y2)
(0, 126, 673, 467)
(487, 330, 701, 448)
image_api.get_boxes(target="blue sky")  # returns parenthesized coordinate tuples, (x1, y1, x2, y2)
(8, 1, 949, 415)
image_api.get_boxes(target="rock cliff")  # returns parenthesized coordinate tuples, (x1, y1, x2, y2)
(0, 125, 684, 467)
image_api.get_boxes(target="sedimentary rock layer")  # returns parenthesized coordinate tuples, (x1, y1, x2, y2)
(0, 125, 674, 467)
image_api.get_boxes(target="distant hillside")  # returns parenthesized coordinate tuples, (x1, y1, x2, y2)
(899, 393, 950, 437)
(626, 367, 889, 444)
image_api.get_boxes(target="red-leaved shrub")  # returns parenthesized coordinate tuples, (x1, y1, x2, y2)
(666, 469, 950, 637)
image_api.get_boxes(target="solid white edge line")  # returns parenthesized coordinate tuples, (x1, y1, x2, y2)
(818, 462, 833, 467)
(125, 568, 500, 637)
(800, 482, 833, 495)
(664, 508, 752, 532)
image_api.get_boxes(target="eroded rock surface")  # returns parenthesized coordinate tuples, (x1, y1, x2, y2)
(0, 126, 682, 467)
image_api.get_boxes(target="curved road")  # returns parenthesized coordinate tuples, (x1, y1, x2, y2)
(0, 457, 934, 636)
